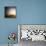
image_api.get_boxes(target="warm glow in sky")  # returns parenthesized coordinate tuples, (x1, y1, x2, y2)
(7, 8, 16, 16)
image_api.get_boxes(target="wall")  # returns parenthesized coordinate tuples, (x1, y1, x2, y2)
(0, 0, 46, 44)
(20, 0, 46, 24)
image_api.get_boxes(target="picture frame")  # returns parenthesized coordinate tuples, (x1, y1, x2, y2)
(5, 6, 16, 18)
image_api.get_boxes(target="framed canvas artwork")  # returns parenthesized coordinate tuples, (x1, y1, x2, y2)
(5, 6, 16, 18)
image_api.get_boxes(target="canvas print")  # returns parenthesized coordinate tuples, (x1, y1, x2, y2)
(18, 24, 46, 46)
(5, 6, 16, 18)
(18, 25, 46, 41)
